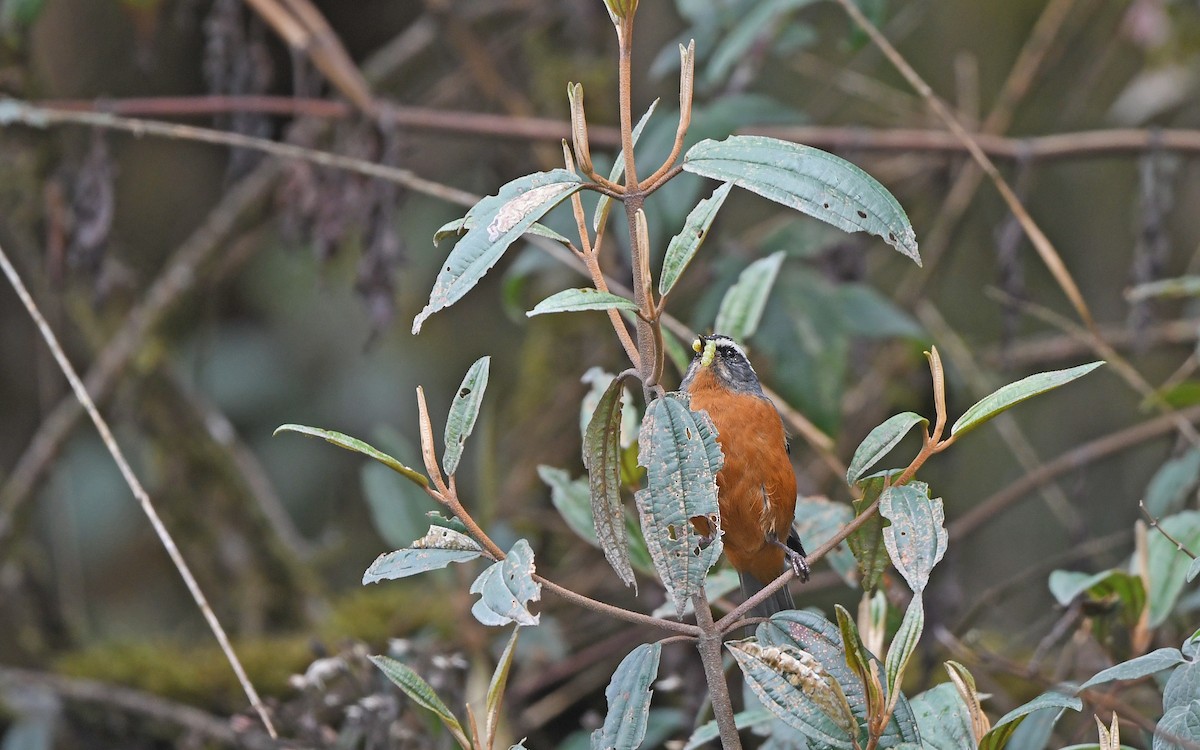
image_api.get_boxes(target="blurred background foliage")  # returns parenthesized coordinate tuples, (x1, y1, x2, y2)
(1, 0, 1200, 747)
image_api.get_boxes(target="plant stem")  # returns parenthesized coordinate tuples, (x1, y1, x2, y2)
(692, 588, 743, 749)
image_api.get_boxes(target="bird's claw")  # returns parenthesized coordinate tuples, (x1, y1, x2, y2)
(784, 547, 810, 583)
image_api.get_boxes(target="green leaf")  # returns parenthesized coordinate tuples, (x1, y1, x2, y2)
(361, 460, 434, 550)
(1078, 647, 1185, 690)
(1126, 275, 1200, 301)
(908, 683, 972, 750)
(1165, 661, 1200, 712)
(682, 135, 920, 263)
(580, 367, 638, 448)
(583, 373, 636, 589)
(443, 356, 490, 476)
(369, 655, 470, 749)
(793, 496, 856, 585)
(1145, 448, 1200, 517)
(651, 568, 741, 618)
(846, 412, 928, 484)
(728, 641, 856, 749)
(1048, 569, 1145, 629)
(848, 474, 892, 590)
(950, 362, 1105, 437)
(836, 283, 924, 340)
(713, 251, 786, 343)
(486, 626, 521, 748)
(880, 483, 948, 594)
(274, 423, 427, 487)
(1147, 511, 1200, 626)
(979, 691, 1082, 750)
(470, 539, 542, 627)
(362, 526, 483, 585)
(538, 466, 654, 576)
(527, 288, 639, 317)
(433, 215, 573, 249)
(1190, 556, 1200, 583)
(659, 182, 734, 296)
(414, 169, 585, 333)
(885, 592, 924, 698)
(1156, 700, 1200, 750)
(684, 710, 775, 749)
(590, 643, 662, 750)
(594, 99, 658, 232)
(634, 392, 724, 617)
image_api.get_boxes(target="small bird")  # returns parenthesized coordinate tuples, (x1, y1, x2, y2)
(681, 334, 809, 617)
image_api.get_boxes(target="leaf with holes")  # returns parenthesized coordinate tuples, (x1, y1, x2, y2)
(950, 362, 1104, 437)
(979, 691, 1082, 750)
(470, 539, 541, 627)
(728, 640, 856, 749)
(634, 392, 724, 617)
(362, 526, 482, 585)
(660, 181, 734, 296)
(443, 356, 490, 477)
(590, 643, 662, 750)
(275, 423, 427, 487)
(714, 251, 786, 344)
(369, 655, 470, 749)
(682, 135, 920, 263)
(880, 483, 947, 594)
(583, 374, 636, 589)
(847, 412, 928, 485)
(527, 288, 639, 317)
(414, 169, 585, 333)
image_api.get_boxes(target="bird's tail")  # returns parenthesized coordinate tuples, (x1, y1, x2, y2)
(739, 571, 794, 620)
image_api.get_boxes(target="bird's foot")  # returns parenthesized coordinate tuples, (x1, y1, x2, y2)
(770, 536, 811, 583)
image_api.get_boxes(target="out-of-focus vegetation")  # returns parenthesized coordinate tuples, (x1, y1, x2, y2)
(2, 0, 1200, 748)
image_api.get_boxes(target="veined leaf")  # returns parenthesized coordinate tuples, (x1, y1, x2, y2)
(682, 135, 920, 263)
(590, 644, 662, 750)
(1146, 511, 1200, 626)
(370, 655, 470, 749)
(527, 288, 639, 317)
(434, 215, 572, 249)
(907, 683, 972, 750)
(659, 182, 734, 296)
(880, 483, 948, 594)
(1156, 700, 1200, 750)
(414, 169, 585, 333)
(847, 412, 928, 484)
(275, 423, 428, 487)
(362, 526, 483, 585)
(848, 473, 892, 590)
(884, 592, 924, 698)
(1165, 661, 1200, 712)
(979, 691, 1082, 750)
(950, 362, 1104, 437)
(443, 356, 490, 477)
(684, 710, 774, 750)
(583, 373, 637, 589)
(470, 539, 541, 627)
(634, 392, 724, 617)
(945, 661, 989, 742)
(1078, 647, 1185, 690)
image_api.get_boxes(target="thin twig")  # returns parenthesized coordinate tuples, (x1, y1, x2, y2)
(0, 242, 277, 738)
(1139, 500, 1199, 559)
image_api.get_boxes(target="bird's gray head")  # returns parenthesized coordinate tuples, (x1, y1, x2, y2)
(681, 334, 764, 395)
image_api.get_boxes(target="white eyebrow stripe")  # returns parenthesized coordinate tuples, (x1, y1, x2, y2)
(710, 336, 747, 360)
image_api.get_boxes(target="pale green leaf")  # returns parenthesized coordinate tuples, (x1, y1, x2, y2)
(682, 135, 919, 263)
(589, 643, 662, 750)
(950, 362, 1104, 437)
(848, 474, 892, 590)
(443, 356, 490, 476)
(433, 215, 572, 248)
(369, 655, 470, 749)
(880, 483, 948, 594)
(684, 710, 774, 749)
(714, 251, 786, 343)
(1165, 662, 1200, 712)
(1190, 556, 1200, 583)
(1156, 700, 1200, 750)
(1145, 448, 1200, 517)
(1127, 275, 1200, 301)
(634, 392, 724, 617)
(274, 423, 427, 487)
(486, 626, 521, 747)
(907, 683, 972, 750)
(979, 691, 1082, 750)
(361, 460, 434, 550)
(470, 539, 542, 627)
(1078, 648, 1185, 690)
(884, 592, 924, 697)
(846, 412, 928, 484)
(583, 373, 636, 589)
(538, 466, 654, 576)
(362, 526, 483, 585)
(414, 170, 585, 333)
(793, 496, 856, 585)
(1147, 511, 1200, 626)
(659, 182, 734, 296)
(527, 288, 639, 317)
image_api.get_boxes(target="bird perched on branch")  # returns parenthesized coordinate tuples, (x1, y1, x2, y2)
(682, 334, 809, 617)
